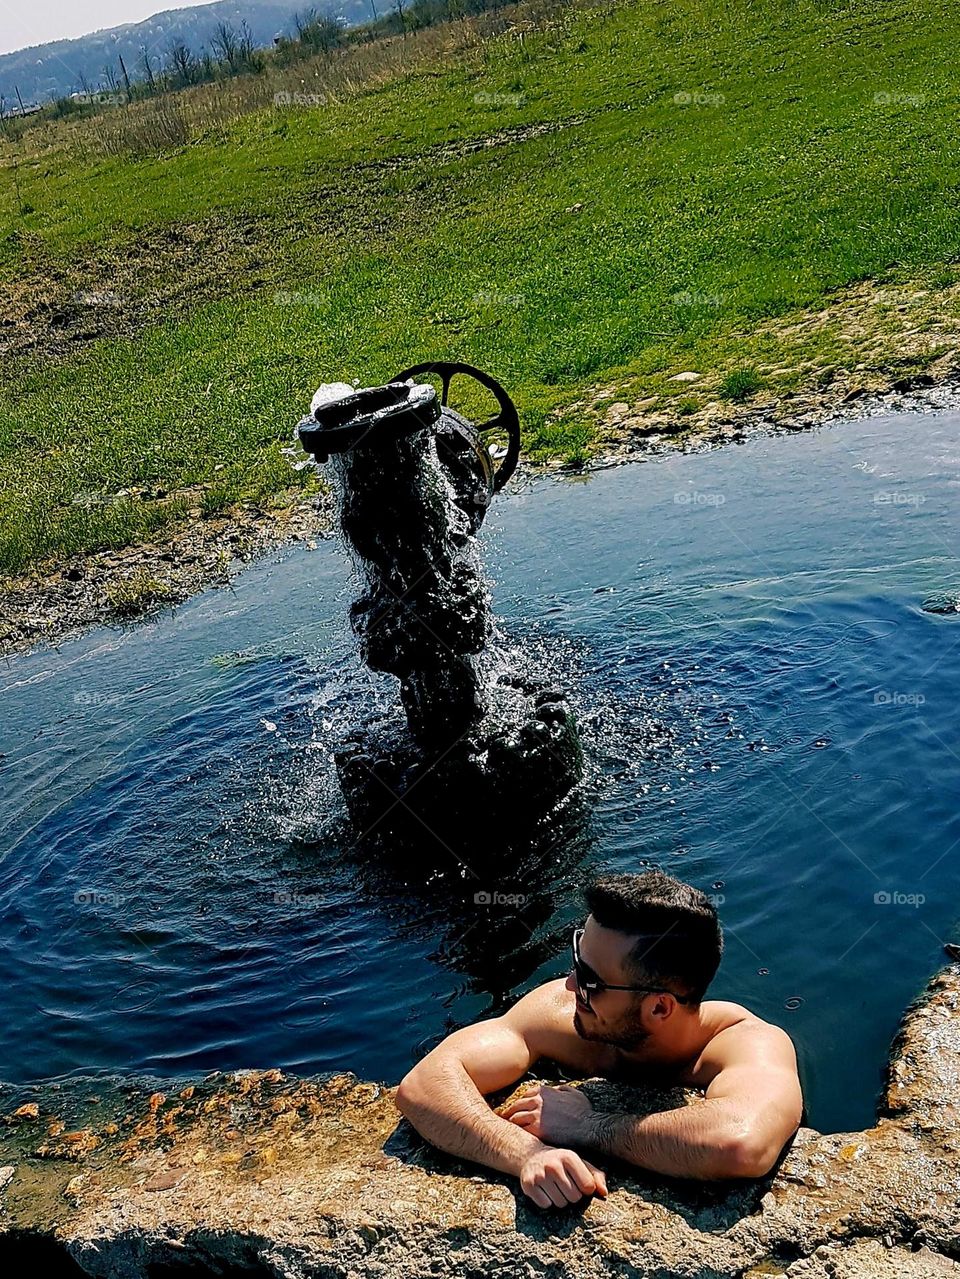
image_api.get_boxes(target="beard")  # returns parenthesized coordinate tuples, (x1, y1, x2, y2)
(574, 1007, 652, 1051)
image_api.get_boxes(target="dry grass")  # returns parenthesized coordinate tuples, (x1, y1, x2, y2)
(1, 1, 575, 163)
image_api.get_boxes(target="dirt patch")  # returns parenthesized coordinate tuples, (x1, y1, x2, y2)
(0, 490, 334, 660)
(0, 216, 272, 365)
(0, 115, 588, 369)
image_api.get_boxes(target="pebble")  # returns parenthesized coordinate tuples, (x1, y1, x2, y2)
(142, 1170, 182, 1192)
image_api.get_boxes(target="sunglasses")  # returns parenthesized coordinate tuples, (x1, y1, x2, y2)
(571, 927, 692, 1010)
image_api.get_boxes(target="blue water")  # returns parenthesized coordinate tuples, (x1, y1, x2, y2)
(1, 409, 958, 1135)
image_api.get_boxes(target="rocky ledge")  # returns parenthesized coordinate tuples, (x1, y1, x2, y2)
(1, 964, 959, 1277)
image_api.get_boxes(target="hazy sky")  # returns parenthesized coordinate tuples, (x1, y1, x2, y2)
(0, 0, 216, 56)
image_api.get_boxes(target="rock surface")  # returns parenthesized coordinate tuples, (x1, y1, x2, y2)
(1, 964, 959, 1277)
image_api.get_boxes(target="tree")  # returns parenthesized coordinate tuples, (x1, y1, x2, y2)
(139, 46, 157, 93)
(167, 41, 200, 87)
(212, 20, 240, 71)
(236, 20, 259, 66)
(295, 8, 345, 52)
(118, 54, 133, 99)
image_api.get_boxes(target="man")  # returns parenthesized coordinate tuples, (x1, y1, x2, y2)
(396, 870, 803, 1208)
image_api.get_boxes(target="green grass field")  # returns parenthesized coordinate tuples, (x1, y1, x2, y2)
(2, 0, 959, 576)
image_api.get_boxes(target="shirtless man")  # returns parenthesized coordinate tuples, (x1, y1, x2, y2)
(396, 870, 803, 1208)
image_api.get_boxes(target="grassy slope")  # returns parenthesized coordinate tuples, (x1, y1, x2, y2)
(1, 0, 958, 574)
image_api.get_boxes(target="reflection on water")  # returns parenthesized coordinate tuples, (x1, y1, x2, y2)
(1, 408, 958, 1135)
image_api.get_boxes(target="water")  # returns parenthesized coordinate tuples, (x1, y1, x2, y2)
(1, 409, 958, 1135)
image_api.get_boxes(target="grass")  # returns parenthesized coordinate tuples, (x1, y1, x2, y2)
(719, 368, 764, 402)
(104, 569, 177, 616)
(2, 0, 960, 574)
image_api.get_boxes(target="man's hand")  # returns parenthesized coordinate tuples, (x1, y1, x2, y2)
(518, 1145, 608, 1208)
(502, 1084, 597, 1147)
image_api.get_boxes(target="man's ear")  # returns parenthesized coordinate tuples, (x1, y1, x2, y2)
(648, 993, 678, 1020)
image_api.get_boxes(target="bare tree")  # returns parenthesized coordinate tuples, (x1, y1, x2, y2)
(295, 7, 344, 51)
(212, 20, 240, 71)
(237, 20, 257, 64)
(118, 54, 133, 99)
(139, 46, 157, 93)
(101, 63, 120, 96)
(166, 40, 197, 87)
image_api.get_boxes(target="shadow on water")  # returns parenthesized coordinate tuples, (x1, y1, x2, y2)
(285, 784, 596, 1007)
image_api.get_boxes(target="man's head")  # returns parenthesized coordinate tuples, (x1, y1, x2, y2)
(567, 870, 723, 1051)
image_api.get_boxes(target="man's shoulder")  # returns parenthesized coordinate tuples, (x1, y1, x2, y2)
(501, 979, 602, 1069)
(698, 1000, 798, 1068)
(503, 978, 576, 1032)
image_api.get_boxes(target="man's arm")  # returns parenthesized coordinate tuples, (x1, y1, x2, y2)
(503, 1021, 802, 1180)
(395, 984, 608, 1207)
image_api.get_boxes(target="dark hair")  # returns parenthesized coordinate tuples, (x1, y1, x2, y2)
(584, 870, 723, 1003)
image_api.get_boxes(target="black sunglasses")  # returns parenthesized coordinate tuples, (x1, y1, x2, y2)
(571, 927, 692, 1010)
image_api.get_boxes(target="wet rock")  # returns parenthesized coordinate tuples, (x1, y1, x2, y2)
(922, 594, 960, 616)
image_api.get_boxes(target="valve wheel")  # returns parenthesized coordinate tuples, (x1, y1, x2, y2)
(391, 361, 521, 492)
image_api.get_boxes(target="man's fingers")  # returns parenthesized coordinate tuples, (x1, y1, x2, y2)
(542, 1178, 569, 1208)
(565, 1155, 601, 1196)
(584, 1159, 609, 1197)
(552, 1169, 584, 1204)
(507, 1112, 537, 1128)
(501, 1098, 537, 1118)
(525, 1183, 552, 1208)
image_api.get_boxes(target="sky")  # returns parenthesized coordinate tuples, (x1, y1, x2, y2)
(0, 0, 216, 57)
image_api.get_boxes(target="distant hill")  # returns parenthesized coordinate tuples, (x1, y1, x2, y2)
(0, 0, 371, 107)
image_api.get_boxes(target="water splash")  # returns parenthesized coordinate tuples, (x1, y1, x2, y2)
(295, 371, 583, 846)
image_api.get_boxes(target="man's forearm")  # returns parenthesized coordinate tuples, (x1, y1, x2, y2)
(396, 1061, 547, 1176)
(587, 1099, 772, 1180)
